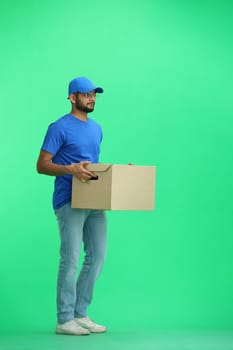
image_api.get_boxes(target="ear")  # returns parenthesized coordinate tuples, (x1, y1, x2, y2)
(69, 93, 76, 103)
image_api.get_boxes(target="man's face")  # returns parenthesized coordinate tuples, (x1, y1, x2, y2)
(74, 90, 96, 113)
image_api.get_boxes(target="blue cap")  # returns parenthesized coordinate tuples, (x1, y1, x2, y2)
(68, 76, 104, 96)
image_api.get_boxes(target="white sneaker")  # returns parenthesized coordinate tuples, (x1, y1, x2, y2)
(56, 319, 90, 335)
(75, 317, 107, 333)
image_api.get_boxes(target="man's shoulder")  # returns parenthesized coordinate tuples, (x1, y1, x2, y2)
(52, 114, 71, 125)
(48, 114, 71, 130)
(49, 115, 102, 131)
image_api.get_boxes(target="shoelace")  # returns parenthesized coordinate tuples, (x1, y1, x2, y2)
(82, 317, 95, 326)
(70, 320, 80, 328)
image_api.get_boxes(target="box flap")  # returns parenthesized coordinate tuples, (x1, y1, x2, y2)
(87, 163, 112, 172)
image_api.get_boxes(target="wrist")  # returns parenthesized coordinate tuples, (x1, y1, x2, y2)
(64, 164, 73, 175)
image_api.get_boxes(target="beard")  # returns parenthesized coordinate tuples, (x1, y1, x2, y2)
(75, 98, 95, 113)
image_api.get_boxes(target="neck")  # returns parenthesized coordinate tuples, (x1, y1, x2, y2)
(70, 107, 88, 122)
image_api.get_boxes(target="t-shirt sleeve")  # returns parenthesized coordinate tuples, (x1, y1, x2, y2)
(41, 123, 65, 156)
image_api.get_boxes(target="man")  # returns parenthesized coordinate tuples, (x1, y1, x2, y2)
(37, 76, 107, 336)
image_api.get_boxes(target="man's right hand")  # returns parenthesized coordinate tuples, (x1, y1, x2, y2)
(68, 161, 97, 182)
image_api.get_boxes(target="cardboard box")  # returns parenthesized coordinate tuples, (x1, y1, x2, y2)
(71, 164, 156, 210)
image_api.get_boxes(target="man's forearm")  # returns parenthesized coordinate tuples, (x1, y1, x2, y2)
(37, 157, 94, 181)
(37, 161, 72, 176)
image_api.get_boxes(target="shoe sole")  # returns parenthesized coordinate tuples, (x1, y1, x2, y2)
(88, 329, 107, 334)
(55, 329, 90, 336)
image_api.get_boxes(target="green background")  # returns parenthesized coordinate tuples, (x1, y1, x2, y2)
(0, 0, 233, 335)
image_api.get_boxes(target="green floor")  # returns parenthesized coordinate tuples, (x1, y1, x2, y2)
(1, 329, 233, 350)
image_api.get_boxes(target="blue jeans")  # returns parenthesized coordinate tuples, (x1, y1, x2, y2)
(55, 202, 107, 324)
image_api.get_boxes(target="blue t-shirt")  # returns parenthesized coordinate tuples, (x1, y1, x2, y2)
(41, 113, 103, 209)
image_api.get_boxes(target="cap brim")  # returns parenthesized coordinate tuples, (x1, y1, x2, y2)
(95, 87, 104, 93)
